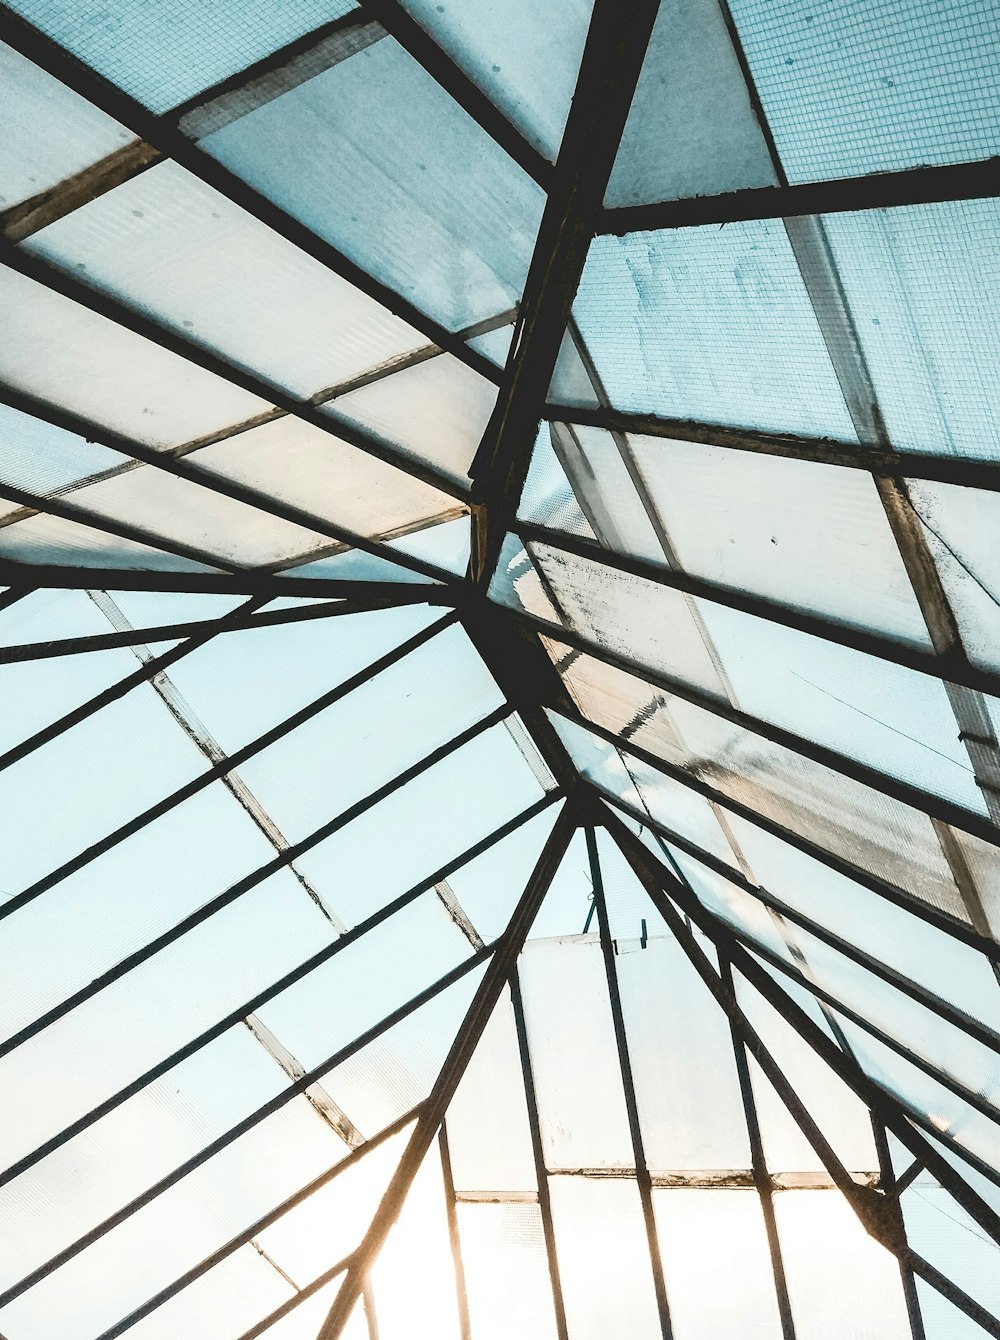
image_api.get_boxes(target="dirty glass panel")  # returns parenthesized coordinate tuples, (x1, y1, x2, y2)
(202, 36, 545, 331)
(0, 266, 271, 448)
(518, 936, 633, 1169)
(548, 1176, 663, 1340)
(329, 353, 497, 486)
(774, 1192, 911, 1339)
(0, 40, 134, 212)
(654, 1190, 783, 1339)
(571, 225, 857, 438)
(824, 199, 1000, 463)
(25, 159, 426, 397)
(458, 1203, 559, 1340)
(728, 0, 1000, 181)
(5, 0, 356, 113)
(607, 0, 776, 206)
(399, 0, 592, 161)
(627, 433, 930, 647)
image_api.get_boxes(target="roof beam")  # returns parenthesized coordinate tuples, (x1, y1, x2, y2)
(542, 403, 1000, 493)
(0, 4, 499, 386)
(469, 0, 660, 582)
(515, 521, 1000, 700)
(600, 155, 1000, 234)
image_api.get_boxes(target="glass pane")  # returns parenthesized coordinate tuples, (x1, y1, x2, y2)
(729, 0, 1000, 182)
(26, 159, 426, 398)
(458, 1202, 559, 1340)
(0, 265, 271, 448)
(571, 226, 857, 438)
(606, 0, 776, 206)
(203, 36, 545, 331)
(5, 0, 356, 113)
(0, 40, 134, 212)
(399, 0, 593, 161)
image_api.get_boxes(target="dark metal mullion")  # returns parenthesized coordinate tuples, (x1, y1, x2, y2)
(0, 594, 269, 773)
(542, 403, 1000, 494)
(586, 827, 673, 1339)
(516, 519, 1000, 701)
(93, 1106, 423, 1340)
(438, 1123, 473, 1340)
(0, 591, 438, 665)
(1, 243, 470, 502)
(0, 611, 458, 931)
(0, 793, 559, 1192)
(0, 384, 459, 587)
(510, 968, 570, 1340)
(620, 837, 1000, 1338)
(355, 0, 550, 187)
(506, 602, 1000, 853)
(598, 157, 1000, 234)
(873, 1120, 927, 1340)
(0, 703, 511, 1062)
(315, 806, 576, 1339)
(605, 812, 1000, 1246)
(0, 583, 31, 613)
(584, 781, 1000, 1049)
(556, 703, 1000, 962)
(0, 949, 494, 1309)
(0, 4, 500, 387)
(718, 956, 796, 1340)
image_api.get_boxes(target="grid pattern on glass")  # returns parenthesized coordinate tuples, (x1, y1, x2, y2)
(728, 0, 1000, 182)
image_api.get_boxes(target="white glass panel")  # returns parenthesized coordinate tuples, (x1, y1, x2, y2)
(458, 1203, 559, 1340)
(0, 40, 133, 211)
(0, 266, 270, 448)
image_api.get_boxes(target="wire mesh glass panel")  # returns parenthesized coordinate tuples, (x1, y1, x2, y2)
(0, 39, 134, 212)
(0, 266, 271, 448)
(517, 427, 596, 542)
(728, 0, 1000, 182)
(548, 1176, 663, 1340)
(399, 0, 593, 161)
(626, 433, 931, 646)
(606, 0, 776, 206)
(571, 225, 857, 438)
(202, 36, 545, 331)
(25, 159, 426, 397)
(328, 353, 497, 486)
(4, 0, 357, 113)
(824, 199, 1000, 463)
(776, 1192, 912, 1339)
(457, 1202, 559, 1340)
(653, 1189, 783, 1339)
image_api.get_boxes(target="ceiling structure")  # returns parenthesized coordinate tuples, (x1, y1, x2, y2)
(0, 0, 999, 1336)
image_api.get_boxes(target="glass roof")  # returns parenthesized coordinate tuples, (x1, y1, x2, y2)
(1, 1, 999, 1336)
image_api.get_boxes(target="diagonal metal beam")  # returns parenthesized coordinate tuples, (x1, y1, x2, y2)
(0, 4, 500, 387)
(606, 810, 1000, 1244)
(315, 803, 576, 1338)
(355, 0, 551, 187)
(0, 795, 559, 1192)
(468, 0, 660, 582)
(516, 522, 1000, 701)
(542, 403, 1000, 493)
(599, 156, 1000, 234)
(0, 591, 443, 665)
(0, 949, 493, 1308)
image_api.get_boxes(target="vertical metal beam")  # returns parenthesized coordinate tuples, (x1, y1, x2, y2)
(315, 804, 576, 1339)
(469, 0, 660, 582)
(587, 827, 673, 1339)
(872, 1120, 927, 1340)
(719, 956, 797, 1340)
(511, 967, 571, 1340)
(438, 1123, 473, 1340)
